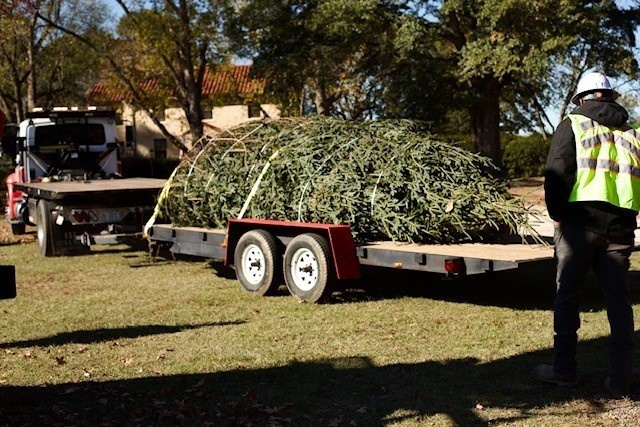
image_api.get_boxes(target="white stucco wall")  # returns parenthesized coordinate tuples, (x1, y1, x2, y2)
(117, 103, 281, 158)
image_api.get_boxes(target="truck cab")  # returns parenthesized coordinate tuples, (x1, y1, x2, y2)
(5, 107, 123, 235)
(16, 107, 121, 181)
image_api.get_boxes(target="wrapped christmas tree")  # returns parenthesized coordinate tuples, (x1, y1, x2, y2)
(155, 117, 537, 244)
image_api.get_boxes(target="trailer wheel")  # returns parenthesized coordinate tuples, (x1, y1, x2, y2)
(36, 201, 55, 257)
(10, 223, 25, 235)
(283, 233, 333, 303)
(234, 229, 282, 296)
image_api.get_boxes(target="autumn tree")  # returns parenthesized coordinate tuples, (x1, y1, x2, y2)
(0, 0, 108, 123)
(115, 0, 234, 148)
(37, 0, 234, 152)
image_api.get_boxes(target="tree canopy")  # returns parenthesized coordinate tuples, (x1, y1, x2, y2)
(1, 0, 640, 166)
(0, 0, 108, 122)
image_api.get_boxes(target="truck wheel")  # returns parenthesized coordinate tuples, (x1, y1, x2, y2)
(234, 229, 282, 296)
(283, 233, 333, 303)
(36, 201, 55, 257)
(10, 223, 26, 235)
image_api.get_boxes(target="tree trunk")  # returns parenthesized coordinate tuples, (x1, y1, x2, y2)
(314, 85, 329, 116)
(26, 11, 38, 112)
(470, 75, 502, 167)
(182, 68, 204, 144)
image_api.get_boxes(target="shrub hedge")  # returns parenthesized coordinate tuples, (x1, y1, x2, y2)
(502, 134, 550, 178)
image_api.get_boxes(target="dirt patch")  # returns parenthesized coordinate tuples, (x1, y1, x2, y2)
(508, 176, 545, 207)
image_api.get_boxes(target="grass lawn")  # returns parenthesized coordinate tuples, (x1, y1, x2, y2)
(0, 224, 639, 426)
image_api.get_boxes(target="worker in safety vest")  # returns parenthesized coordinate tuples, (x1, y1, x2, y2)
(537, 72, 637, 397)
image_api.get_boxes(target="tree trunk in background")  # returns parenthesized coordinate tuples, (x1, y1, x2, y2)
(314, 84, 329, 116)
(26, 41, 36, 112)
(26, 10, 39, 112)
(470, 75, 502, 167)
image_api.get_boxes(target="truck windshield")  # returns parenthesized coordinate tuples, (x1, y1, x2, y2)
(34, 123, 106, 149)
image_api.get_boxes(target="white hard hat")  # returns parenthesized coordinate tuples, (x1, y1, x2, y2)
(571, 72, 619, 105)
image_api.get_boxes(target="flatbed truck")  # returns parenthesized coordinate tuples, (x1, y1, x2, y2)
(148, 219, 555, 303)
(3, 107, 165, 256)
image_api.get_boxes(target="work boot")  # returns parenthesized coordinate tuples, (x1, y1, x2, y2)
(604, 376, 630, 399)
(534, 364, 578, 387)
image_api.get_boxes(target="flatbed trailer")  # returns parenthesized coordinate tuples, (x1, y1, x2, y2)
(148, 219, 555, 303)
(14, 178, 166, 256)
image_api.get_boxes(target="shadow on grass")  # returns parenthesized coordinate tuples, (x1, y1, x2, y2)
(0, 321, 244, 349)
(335, 262, 640, 312)
(1, 333, 638, 426)
(134, 248, 640, 313)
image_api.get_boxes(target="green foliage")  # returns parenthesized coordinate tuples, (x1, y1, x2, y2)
(0, 0, 111, 122)
(0, 161, 13, 184)
(232, 0, 452, 121)
(159, 117, 537, 244)
(502, 133, 550, 179)
(36, 31, 107, 107)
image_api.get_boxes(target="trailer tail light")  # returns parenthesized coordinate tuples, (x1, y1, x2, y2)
(444, 258, 465, 276)
(72, 211, 92, 223)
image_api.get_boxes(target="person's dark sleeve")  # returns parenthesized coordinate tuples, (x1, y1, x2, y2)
(544, 119, 576, 221)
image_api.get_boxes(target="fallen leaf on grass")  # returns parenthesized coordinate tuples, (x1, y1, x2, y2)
(55, 356, 66, 365)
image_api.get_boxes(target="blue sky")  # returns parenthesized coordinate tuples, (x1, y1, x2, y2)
(103, 0, 124, 18)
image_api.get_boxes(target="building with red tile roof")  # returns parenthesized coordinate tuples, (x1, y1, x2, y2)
(87, 64, 279, 159)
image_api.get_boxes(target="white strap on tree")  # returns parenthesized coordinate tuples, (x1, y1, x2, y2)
(237, 148, 281, 219)
(143, 167, 179, 237)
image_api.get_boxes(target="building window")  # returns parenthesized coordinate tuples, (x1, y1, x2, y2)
(153, 138, 167, 159)
(248, 104, 261, 118)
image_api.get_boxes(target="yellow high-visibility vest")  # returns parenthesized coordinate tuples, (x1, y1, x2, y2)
(568, 114, 640, 211)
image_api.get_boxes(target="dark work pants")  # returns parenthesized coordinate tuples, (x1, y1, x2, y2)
(553, 222, 635, 389)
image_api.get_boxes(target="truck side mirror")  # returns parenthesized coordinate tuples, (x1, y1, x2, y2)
(125, 125, 134, 144)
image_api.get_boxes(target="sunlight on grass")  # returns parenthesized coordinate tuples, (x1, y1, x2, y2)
(1, 232, 639, 425)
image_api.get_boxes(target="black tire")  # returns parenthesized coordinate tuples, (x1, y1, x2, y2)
(36, 201, 55, 257)
(10, 222, 25, 236)
(283, 233, 334, 303)
(234, 229, 282, 296)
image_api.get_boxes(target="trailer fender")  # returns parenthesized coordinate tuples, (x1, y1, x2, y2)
(226, 219, 361, 281)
